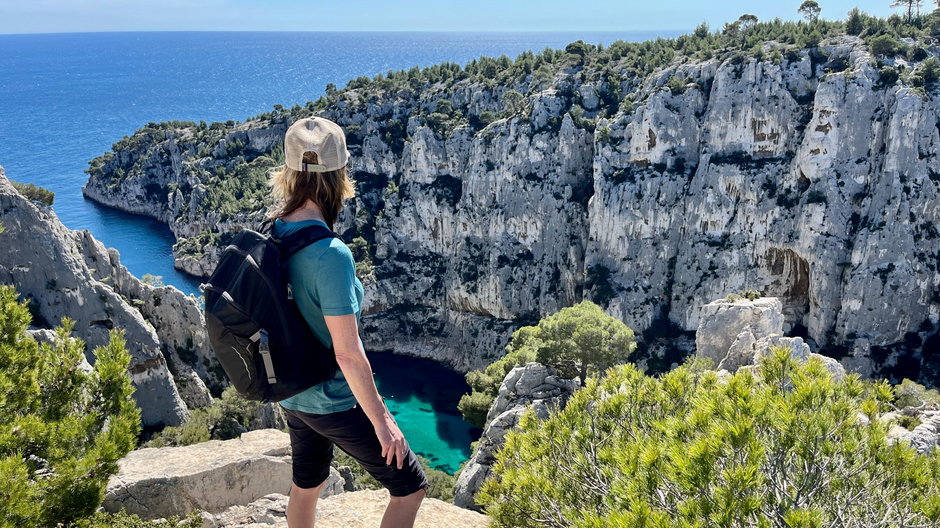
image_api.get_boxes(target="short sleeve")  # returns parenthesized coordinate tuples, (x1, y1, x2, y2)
(314, 242, 361, 316)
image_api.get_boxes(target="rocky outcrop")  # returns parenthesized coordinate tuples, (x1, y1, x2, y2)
(454, 362, 579, 511)
(885, 410, 940, 455)
(104, 429, 345, 520)
(200, 489, 490, 528)
(83, 35, 940, 384)
(695, 296, 846, 380)
(0, 166, 214, 427)
(696, 297, 785, 369)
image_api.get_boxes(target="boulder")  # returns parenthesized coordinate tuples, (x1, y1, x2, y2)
(694, 297, 847, 381)
(696, 297, 784, 368)
(455, 362, 578, 511)
(200, 489, 490, 528)
(104, 429, 344, 520)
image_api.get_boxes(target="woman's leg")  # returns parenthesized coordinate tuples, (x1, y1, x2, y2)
(282, 406, 336, 528)
(381, 486, 427, 528)
(298, 405, 430, 528)
(286, 479, 329, 528)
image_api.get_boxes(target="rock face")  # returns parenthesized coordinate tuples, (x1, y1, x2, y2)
(83, 35, 940, 385)
(696, 297, 785, 369)
(695, 296, 847, 380)
(104, 429, 345, 520)
(0, 167, 218, 427)
(454, 362, 579, 511)
(200, 489, 490, 528)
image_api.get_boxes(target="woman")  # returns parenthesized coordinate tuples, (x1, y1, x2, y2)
(269, 116, 428, 527)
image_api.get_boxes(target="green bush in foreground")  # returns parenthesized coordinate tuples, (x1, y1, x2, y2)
(59, 511, 201, 528)
(479, 348, 940, 528)
(0, 285, 141, 527)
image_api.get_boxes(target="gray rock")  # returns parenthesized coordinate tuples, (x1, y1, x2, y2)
(0, 169, 192, 427)
(104, 429, 344, 520)
(200, 489, 490, 528)
(718, 329, 758, 372)
(82, 36, 940, 383)
(696, 297, 846, 381)
(455, 362, 578, 511)
(908, 412, 940, 454)
(696, 297, 784, 369)
(753, 335, 812, 363)
(249, 402, 287, 431)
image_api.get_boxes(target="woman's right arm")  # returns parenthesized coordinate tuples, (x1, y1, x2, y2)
(324, 313, 410, 470)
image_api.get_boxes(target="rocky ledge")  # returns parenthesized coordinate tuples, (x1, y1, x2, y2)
(201, 490, 489, 528)
(104, 429, 489, 527)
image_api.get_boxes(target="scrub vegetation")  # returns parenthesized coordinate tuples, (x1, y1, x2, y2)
(0, 286, 141, 527)
(479, 349, 940, 527)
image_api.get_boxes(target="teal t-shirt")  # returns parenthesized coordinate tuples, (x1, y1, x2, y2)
(273, 218, 364, 414)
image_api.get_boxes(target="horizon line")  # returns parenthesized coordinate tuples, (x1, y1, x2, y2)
(0, 28, 691, 37)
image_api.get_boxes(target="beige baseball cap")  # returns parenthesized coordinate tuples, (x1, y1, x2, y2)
(284, 116, 350, 172)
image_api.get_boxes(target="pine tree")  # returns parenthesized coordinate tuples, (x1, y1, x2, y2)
(479, 348, 940, 527)
(0, 285, 141, 527)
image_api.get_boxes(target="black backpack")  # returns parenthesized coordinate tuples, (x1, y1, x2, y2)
(201, 221, 341, 402)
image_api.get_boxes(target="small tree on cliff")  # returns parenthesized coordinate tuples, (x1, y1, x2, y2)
(479, 349, 940, 527)
(798, 0, 822, 22)
(0, 285, 141, 526)
(458, 301, 635, 427)
(533, 301, 635, 386)
(891, 0, 924, 20)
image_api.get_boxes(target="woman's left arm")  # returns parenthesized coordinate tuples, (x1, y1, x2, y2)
(324, 313, 410, 469)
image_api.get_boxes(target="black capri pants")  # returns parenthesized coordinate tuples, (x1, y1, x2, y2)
(281, 403, 429, 497)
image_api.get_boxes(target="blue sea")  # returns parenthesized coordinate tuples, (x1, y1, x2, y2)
(0, 30, 681, 474)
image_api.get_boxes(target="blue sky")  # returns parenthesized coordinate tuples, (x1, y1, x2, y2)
(0, 1, 898, 34)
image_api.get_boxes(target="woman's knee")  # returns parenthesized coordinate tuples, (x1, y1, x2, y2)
(389, 485, 426, 503)
(290, 478, 328, 498)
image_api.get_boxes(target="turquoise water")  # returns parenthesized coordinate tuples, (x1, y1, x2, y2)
(0, 29, 681, 474)
(368, 351, 481, 475)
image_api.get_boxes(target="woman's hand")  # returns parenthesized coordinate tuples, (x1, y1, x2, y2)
(374, 413, 409, 469)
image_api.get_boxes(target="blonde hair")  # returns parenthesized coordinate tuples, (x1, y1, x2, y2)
(268, 151, 355, 231)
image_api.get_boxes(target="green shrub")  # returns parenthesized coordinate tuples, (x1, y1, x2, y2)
(349, 237, 374, 279)
(140, 274, 164, 287)
(0, 285, 141, 527)
(665, 74, 688, 95)
(533, 301, 635, 385)
(920, 56, 940, 87)
(458, 302, 634, 427)
(457, 391, 495, 428)
(879, 65, 900, 86)
(898, 414, 923, 430)
(869, 34, 905, 57)
(894, 378, 940, 409)
(11, 181, 55, 207)
(479, 348, 940, 527)
(59, 511, 202, 528)
(145, 386, 260, 447)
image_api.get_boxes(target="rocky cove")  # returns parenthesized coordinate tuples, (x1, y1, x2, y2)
(82, 33, 940, 387)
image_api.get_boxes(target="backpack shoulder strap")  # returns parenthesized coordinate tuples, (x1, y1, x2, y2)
(277, 224, 339, 260)
(258, 217, 275, 235)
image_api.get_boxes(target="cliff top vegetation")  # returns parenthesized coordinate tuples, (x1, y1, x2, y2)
(83, 8, 940, 266)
